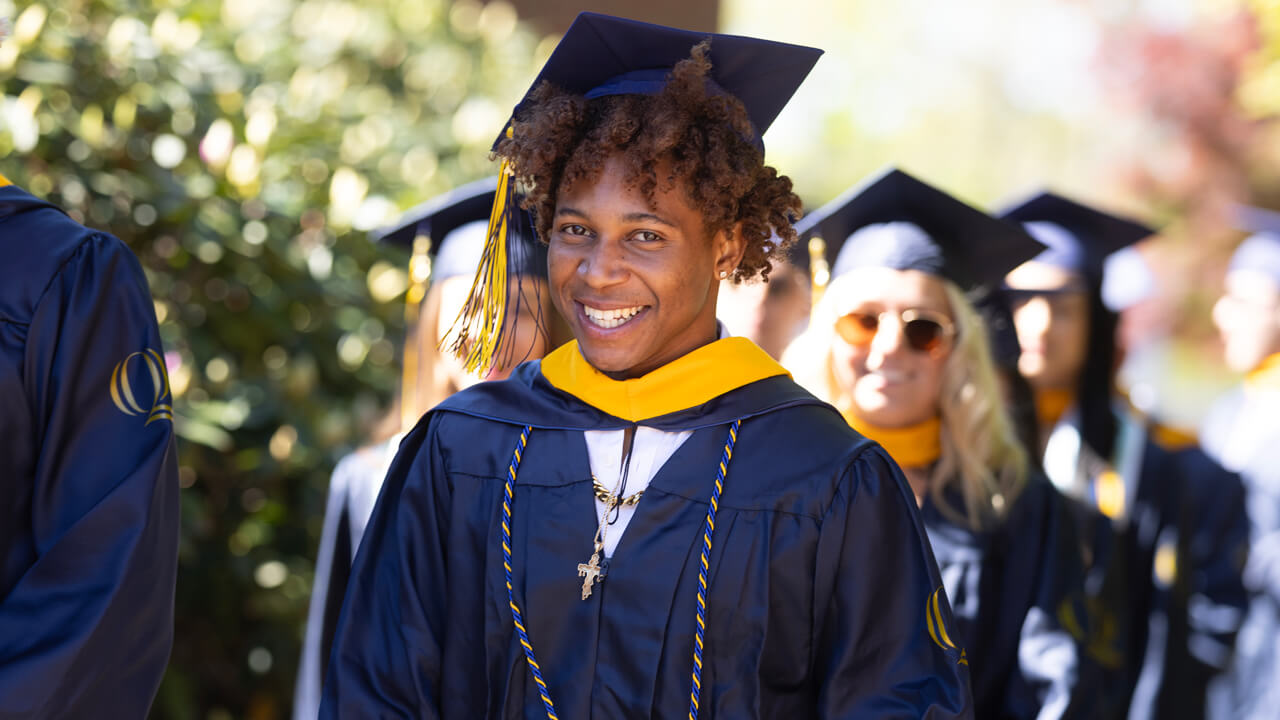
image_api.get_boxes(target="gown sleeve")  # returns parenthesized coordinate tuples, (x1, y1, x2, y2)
(319, 416, 450, 719)
(811, 444, 974, 719)
(0, 234, 179, 717)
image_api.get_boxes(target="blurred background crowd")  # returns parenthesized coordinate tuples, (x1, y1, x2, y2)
(2, 0, 1278, 717)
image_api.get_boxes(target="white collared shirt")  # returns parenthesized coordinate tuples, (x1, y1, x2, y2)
(585, 323, 730, 557)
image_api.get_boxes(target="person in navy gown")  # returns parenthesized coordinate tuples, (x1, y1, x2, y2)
(785, 168, 1094, 719)
(320, 13, 973, 719)
(0, 171, 178, 717)
(1002, 193, 1248, 719)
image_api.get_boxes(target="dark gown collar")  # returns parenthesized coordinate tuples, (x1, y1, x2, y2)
(0, 183, 61, 223)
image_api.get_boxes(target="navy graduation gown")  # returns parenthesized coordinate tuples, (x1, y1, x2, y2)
(1044, 409, 1248, 720)
(320, 362, 974, 718)
(0, 183, 179, 716)
(1118, 441, 1248, 720)
(922, 477, 1095, 720)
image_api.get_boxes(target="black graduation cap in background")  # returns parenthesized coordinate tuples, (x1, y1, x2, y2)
(795, 168, 1044, 291)
(371, 176, 498, 248)
(494, 11, 823, 153)
(998, 191, 1154, 280)
(370, 176, 545, 283)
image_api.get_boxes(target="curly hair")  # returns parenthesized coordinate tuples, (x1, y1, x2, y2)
(494, 40, 802, 282)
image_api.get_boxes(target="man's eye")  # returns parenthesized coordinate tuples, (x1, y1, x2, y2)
(560, 224, 589, 236)
(633, 230, 662, 244)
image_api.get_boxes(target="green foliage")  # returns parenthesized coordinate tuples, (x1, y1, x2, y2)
(0, 1, 541, 716)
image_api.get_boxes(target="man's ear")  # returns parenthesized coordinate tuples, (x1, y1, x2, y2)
(712, 222, 747, 280)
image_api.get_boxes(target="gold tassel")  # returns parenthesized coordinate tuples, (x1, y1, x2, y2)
(441, 149, 518, 375)
(401, 233, 432, 430)
(808, 236, 830, 308)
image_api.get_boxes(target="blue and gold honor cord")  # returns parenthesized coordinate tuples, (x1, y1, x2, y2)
(687, 419, 739, 720)
(501, 426, 559, 719)
(500, 420, 743, 720)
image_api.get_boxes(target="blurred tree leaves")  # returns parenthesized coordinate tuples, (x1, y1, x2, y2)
(0, 1, 542, 716)
(1097, 3, 1278, 345)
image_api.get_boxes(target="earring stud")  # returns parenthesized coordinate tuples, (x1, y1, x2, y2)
(718, 270, 728, 279)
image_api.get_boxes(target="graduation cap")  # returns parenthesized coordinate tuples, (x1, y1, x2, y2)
(998, 192, 1154, 281)
(373, 178, 545, 430)
(450, 12, 823, 374)
(795, 168, 1044, 292)
(372, 177, 498, 248)
(370, 176, 545, 286)
(495, 12, 823, 154)
(1229, 205, 1280, 286)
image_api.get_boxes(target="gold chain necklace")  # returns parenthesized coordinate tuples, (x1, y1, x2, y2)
(592, 477, 644, 506)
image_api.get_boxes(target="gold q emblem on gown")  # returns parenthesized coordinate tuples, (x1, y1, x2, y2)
(926, 587, 968, 666)
(110, 349, 173, 425)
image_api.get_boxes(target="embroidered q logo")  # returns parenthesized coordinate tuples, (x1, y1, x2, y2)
(110, 349, 173, 425)
(926, 586, 968, 666)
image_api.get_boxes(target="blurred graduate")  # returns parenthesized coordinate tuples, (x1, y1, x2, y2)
(294, 178, 558, 719)
(1202, 212, 1280, 720)
(783, 168, 1094, 719)
(715, 233, 812, 359)
(1001, 193, 1248, 719)
(320, 13, 973, 719)
(0, 170, 178, 715)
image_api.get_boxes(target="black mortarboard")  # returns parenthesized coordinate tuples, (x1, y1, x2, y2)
(495, 12, 823, 153)
(795, 168, 1044, 291)
(998, 192, 1154, 281)
(370, 176, 546, 283)
(1230, 205, 1280, 286)
(372, 177, 496, 247)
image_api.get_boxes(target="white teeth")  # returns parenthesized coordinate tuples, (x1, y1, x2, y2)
(583, 304, 643, 329)
(873, 369, 908, 382)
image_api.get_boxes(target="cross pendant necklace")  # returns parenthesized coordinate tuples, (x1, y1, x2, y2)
(579, 426, 636, 600)
(579, 491, 616, 600)
(579, 503, 613, 599)
(578, 541, 606, 599)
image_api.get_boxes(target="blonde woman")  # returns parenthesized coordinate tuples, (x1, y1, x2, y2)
(785, 169, 1095, 719)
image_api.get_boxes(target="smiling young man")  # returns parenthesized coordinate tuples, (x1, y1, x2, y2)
(550, 154, 743, 377)
(320, 13, 972, 719)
